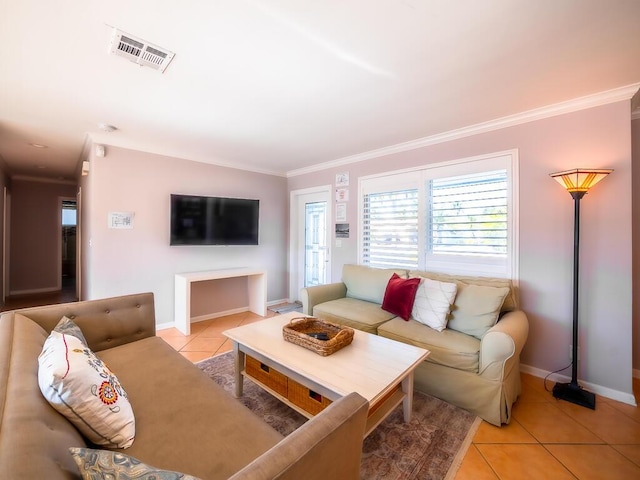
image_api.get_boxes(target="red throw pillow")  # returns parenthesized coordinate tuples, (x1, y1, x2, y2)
(381, 273, 421, 321)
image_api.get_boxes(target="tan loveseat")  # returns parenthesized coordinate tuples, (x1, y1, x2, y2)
(301, 264, 529, 426)
(0, 292, 368, 479)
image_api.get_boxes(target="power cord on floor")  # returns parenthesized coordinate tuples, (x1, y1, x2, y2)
(543, 362, 572, 392)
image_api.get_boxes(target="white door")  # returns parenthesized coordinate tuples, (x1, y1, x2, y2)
(289, 187, 331, 300)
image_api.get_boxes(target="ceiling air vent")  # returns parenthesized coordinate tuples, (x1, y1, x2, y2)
(109, 29, 175, 73)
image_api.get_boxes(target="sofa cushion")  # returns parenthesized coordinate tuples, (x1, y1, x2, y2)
(381, 273, 420, 320)
(411, 277, 458, 331)
(343, 264, 408, 304)
(97, 336, 283, 480)
(447, 283, 510, 339)
(410, 270, 517, 312)
(69, 447, 202, 480)
(37, 330, 136, 449)
(378, 317, 480, 373)
(313, 297, 396, 334)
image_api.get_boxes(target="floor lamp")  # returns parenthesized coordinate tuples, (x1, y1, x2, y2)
(549, 168, 612, 409)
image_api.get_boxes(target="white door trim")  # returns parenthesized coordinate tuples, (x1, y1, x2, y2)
(289, 185, 332, 301)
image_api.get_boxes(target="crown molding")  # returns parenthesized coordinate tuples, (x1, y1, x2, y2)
(287, 83, 640, 178)
(88, 134, 287, 178)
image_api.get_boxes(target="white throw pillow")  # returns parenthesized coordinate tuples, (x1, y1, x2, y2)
(38, 331, 135, 448)
(411, 277, 458, 331)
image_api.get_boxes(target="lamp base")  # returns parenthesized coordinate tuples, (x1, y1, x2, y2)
(552, 382, 596, 409)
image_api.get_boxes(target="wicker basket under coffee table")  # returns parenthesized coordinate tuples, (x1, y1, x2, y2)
(224, 312, 429, 437)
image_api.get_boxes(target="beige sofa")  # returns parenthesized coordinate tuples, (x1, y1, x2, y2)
(301, 264, 529, 426)
(0, 292, 368, 479)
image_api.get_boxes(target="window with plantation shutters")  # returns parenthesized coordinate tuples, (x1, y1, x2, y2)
(358, 151, 517, 278)
(428, 170, 507, 256)
(363, 188, 419, 269)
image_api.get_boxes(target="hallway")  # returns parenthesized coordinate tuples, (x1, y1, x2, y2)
(1, 284, 77, 312)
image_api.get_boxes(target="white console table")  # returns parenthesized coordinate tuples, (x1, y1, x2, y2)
(174, 268, 267, 335)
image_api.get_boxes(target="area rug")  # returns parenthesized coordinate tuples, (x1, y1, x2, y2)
(267, 301, 303, 314)
(197, 352, 480, 480)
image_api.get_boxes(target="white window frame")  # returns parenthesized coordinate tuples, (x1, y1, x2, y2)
(358, 150, 519, 280)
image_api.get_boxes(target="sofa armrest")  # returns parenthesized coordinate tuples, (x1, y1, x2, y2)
(300, 283, 347, 315)
(6, 292, 156, 352)
(478, 309, 529, 381)
(229, 392, 368, 480)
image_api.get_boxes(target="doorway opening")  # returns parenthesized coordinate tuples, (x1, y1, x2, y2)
(289, 186, 332, 301)
(61, 199, 77, 293)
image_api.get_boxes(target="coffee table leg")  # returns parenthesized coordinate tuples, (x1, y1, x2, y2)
(233, 342, 245, 398)
(402, 372, 414, 423)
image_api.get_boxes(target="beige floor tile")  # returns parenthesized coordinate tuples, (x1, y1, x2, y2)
(241, 314, 267, 325)
(612, 444, 640, 467)
(513, 401, 604, 444)
(473, 418, 537, 444)
(189, 320, 218, 333)
(516, 378, 555, 404)
(181, 336, 226, 352)
(555, 400, 640, 444)
(546, 444, 640, 480)
(477, 444, 575, 480)
(179, 351, 215, 363)
(453, 445, 498, 480)
(607, 398, 640, 423)
(160, 336, 191, 351)
(156, 327, 188, 338)
(243, 312, 267, 322)
(215, 340, 233, 355)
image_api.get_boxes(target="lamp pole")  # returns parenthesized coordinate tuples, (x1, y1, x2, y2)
(552, 189, 595, 409)
(570, 191, 583, 388)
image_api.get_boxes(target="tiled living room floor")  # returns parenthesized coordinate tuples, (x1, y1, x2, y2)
(158, 310, 640, 480)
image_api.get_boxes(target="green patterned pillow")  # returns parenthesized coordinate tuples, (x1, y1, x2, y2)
(53, 316, 88, 345)
(69, 448, 202, 480)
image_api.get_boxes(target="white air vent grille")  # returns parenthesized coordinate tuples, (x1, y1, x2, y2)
(109, 29, 175, 73)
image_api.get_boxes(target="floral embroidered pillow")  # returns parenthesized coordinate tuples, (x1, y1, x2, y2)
(38, 331, 135, 448)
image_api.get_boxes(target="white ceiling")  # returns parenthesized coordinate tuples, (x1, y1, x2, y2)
(1, 0, 639, 180)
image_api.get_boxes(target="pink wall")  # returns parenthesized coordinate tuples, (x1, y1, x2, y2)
(83, 146, 288, 326)
(9, 178, 77, 294)
(288, 101, 635, 399)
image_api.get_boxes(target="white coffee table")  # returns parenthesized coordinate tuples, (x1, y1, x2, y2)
(224, 312, 429, 437)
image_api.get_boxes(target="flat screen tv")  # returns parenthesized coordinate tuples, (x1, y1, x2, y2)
(170, 194, 259, 246)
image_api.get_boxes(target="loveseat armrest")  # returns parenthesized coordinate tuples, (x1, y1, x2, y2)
(229, 392, 368, 480)
(300, 282, 347, 315)
(478, 309, 529, 381)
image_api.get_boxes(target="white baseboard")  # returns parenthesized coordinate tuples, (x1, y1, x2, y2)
(9, 286, 60, 296)
(191, 307, 249, 323)
(267, 298, 289, 307)
(520, 364, 637, 407)
(158, 301, 289, 332)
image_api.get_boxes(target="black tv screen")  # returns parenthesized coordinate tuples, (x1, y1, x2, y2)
(170, 194, 259, 246)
